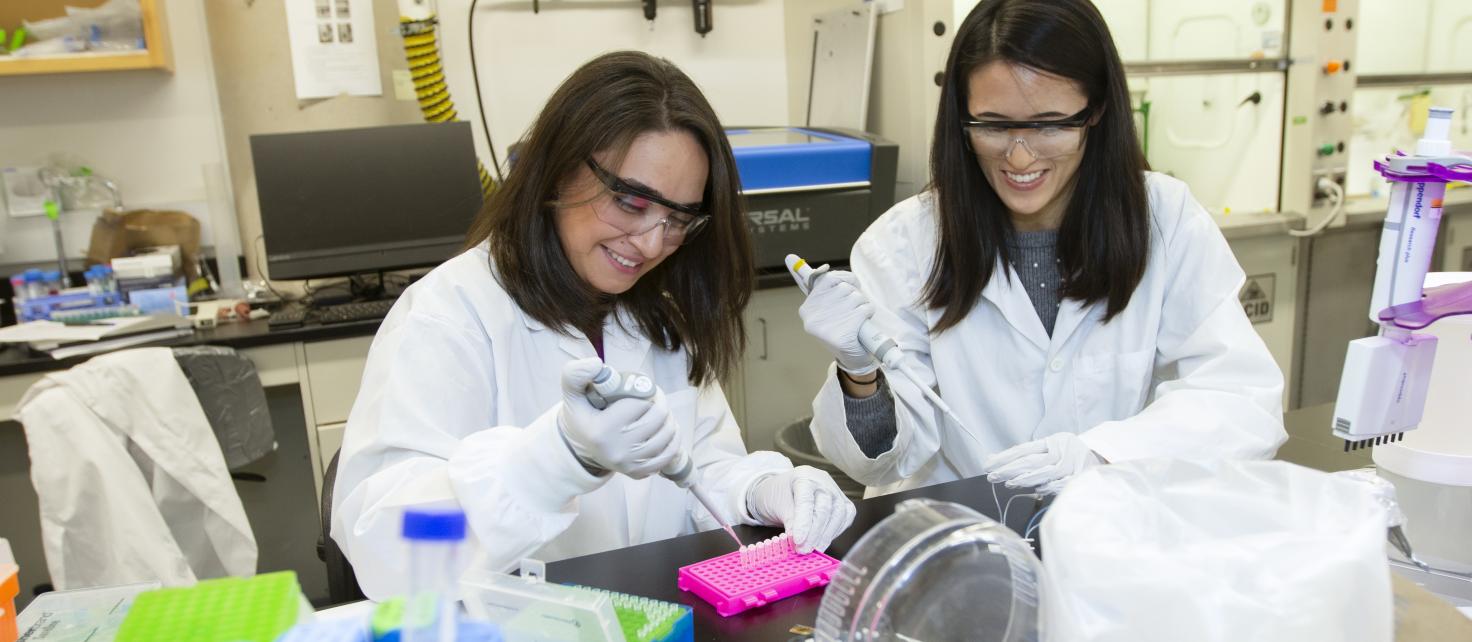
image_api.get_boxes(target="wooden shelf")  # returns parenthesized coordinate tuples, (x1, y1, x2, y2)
(0, 0, 171, 77)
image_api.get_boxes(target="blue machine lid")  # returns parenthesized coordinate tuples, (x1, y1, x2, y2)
(727, 128, 871, 193)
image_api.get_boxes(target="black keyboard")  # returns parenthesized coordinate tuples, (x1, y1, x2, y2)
(267, 306, 308, 329)
(317, 299, 398, 324)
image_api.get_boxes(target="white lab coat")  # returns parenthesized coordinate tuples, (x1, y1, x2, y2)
(15, 348, 258, 589)
(332, 244, 792, 600)
(811, 172, 1286, 496)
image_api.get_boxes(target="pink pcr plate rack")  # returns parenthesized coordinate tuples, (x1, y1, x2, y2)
(676, 534, 841, 617)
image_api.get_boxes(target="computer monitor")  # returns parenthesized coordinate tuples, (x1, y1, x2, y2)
(250, 122, 484, 280)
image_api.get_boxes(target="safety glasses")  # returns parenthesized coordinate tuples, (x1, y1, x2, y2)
(585, 159, 710, 246)
(962, 107, 1092, 160)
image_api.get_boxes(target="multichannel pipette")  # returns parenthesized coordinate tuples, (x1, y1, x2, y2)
(586, 365, 744, 548)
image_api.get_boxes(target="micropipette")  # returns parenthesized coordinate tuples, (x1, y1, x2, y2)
(784, 254, 975, 438)
(586, 365, 744, 548)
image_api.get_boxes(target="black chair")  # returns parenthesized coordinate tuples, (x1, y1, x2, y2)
(317, 450, 367, 604)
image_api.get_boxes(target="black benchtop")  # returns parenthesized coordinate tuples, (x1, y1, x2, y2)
(546, 475, 1042, 642)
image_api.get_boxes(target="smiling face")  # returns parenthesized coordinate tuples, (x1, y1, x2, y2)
(966, 61, 1091, 232)
(554, 129, 709, 295)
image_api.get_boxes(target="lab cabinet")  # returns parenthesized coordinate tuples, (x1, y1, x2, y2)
(1225, 229, 1300, 405)
(727, 286, 837, 453)
(298, 336, 372, 497)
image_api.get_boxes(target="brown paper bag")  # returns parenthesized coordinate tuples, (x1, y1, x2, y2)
(86, 208, 201, 281)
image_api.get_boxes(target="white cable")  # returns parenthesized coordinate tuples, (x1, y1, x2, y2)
(1289, 178, 1346, 237)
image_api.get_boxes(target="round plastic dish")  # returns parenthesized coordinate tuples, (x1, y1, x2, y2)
(815, 499, 1042, 642)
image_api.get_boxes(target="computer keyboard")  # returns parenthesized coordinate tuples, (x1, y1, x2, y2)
(267, 306, 308, 329)
(316, 299, 398, 325)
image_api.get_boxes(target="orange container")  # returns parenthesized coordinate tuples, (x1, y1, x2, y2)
(0, 564, 17, 642)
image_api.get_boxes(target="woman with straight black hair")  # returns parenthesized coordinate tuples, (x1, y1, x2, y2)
(800, 0, 1286, 497)
(332, 51, 854, 600)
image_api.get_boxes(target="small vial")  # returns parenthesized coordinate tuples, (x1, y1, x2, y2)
(84, 267, 102, 296)
(401, 508, 467, 642)
(43, 271, 61, 295)
(10, 274, 27, 306)
(101, 266, 117, 294)
(24, 270, 44, 300)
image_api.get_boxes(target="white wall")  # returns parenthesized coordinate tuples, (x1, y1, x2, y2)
(0, 0, 223, 266)
(432, 0, 791, 178)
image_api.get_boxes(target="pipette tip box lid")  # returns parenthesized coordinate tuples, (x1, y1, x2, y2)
(676, 534, 840, 617)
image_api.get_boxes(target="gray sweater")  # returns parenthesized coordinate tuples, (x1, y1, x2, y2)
(842, 230, 1063, 457)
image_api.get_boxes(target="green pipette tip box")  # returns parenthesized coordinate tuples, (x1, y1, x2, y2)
(568, 585, 693, 642)
(115, 571, 304, 642)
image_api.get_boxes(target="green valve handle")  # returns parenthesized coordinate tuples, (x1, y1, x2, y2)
(44, 200, 59, 221)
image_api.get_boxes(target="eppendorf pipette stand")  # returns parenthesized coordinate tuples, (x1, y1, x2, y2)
(676, 533, 840, 617)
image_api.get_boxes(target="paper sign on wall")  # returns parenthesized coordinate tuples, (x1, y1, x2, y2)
(284, 0, 382, 100)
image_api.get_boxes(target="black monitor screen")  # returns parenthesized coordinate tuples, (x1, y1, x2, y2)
(251, 122, 484, 280)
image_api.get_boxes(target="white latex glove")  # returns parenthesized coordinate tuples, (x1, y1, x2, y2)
(747, 466, 856, 554)
(798, 267, 879, 376)
(557, 358, 681, 479)
(984, 433, 1102, 496)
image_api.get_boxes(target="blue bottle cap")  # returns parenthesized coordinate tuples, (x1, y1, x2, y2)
(402, 508, 467, 541)
(43, 270, 61, 281)
(24, 269, 42, 279)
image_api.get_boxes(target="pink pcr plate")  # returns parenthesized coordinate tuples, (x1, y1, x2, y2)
(676, 548, 840, 617)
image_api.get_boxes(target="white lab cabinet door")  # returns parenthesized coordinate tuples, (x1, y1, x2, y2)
(1227, 231, 1299, 408)
(732, 286, 837, 453)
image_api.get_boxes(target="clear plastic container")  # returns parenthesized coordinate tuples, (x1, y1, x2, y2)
(815, 499, 1043, 642)
(402, 508, 467, 642)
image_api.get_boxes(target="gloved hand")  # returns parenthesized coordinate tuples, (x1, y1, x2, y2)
(557, 358, 682, 479)
(747, 466, 856, 554)
(984, 433, 1102, 496)
(798, 267, 879, 376)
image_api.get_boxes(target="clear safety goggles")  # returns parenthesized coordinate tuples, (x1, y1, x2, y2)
(586, 159, 710, 246)
(963, 107, 1091, 160)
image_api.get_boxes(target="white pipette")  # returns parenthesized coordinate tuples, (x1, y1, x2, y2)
(785, 254, 974, 436)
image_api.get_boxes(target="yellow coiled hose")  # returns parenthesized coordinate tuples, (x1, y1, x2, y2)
(400, 16, 496, 198)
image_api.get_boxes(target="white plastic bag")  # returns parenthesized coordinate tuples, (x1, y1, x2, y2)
(1041, 459, 1392, 642)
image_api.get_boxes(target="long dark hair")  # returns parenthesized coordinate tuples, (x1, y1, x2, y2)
(465, 51, 751, 386)
(926, 0, 1149, 332)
